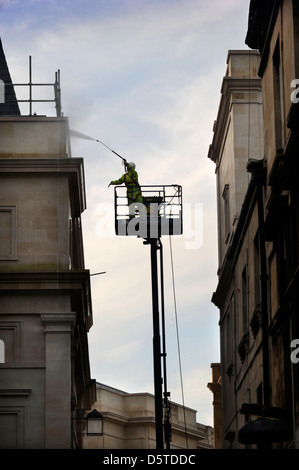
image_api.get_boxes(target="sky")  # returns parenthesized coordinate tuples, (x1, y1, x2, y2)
(0, 0, 251, 427)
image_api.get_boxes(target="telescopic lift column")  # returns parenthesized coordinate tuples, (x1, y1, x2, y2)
(145, 237, 171, 450)
(114, 184, 183, 450)
(149, 238, 163, 449)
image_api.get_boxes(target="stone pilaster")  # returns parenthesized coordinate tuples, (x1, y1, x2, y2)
(41, 313, 75, 449)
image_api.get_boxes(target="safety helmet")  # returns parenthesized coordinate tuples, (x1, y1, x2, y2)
(129, 162, 136, 169)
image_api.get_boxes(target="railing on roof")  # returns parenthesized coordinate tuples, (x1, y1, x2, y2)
(7, 56, 62, 117)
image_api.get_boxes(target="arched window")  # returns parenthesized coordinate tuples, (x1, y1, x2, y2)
(0, 339, 4, 363)
(0, 79, 4, 103)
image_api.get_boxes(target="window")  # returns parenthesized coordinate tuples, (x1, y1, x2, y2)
(254, 232, 261, 306)
(0, 413, 19, 448)
(257, 383, 263, 406)
(224, 293, 234, 377)
(242, 265, 248, 335)
(0, 323, 21, 363)
(0, 407, 25, 449)
(0, 206, 17, 260)
(273, 39, 284, 150)
(237, 267, 250, 364)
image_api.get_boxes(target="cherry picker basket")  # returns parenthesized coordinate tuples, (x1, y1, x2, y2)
(114, 184, 182, 238)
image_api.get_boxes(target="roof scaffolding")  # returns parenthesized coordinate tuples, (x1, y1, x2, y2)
(0, 40, 61, 117)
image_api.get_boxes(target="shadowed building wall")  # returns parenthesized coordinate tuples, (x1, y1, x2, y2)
(0, 39, 95, 449)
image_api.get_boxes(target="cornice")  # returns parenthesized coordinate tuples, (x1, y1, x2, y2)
(0, 157, 83, 172)
(0, 269, 91, 287)
(0, 157, 86, 215)
(0, 270, 93, 329)
(0, 116, 68, 123)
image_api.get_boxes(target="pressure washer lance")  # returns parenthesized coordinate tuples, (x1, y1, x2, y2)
(69, 129, 127, 165)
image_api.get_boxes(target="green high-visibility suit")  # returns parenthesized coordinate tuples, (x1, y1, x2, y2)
(110, 162, 143, 216)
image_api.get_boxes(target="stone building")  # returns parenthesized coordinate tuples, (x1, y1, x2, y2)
(207, 49, 264, 448)
(207, 363, 222, 449)
(83, 383, 213, 449)
(0, 38, 96, 449)
(245, 0, 299, 448)
(209, 0, 299, 449)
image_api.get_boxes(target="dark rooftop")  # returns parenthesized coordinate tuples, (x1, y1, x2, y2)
(0, 38, 21, 116)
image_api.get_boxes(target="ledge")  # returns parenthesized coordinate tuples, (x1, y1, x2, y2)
(0, 388, 31, 396)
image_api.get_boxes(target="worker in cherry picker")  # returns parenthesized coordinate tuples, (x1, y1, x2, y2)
(108, 160, 143, 218)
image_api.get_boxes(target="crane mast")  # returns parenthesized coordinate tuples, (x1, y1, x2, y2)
(114, 184, 183, 449)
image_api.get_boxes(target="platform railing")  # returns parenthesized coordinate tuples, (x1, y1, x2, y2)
(114, 184, 183, 238)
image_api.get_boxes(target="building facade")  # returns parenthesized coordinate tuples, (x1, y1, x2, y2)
(208, 49, 265, 448)
(245, 0, 299, 448)
(209, 0, 299, 449)
(0, 39, 95, 449)
(83, 383, 213, 449)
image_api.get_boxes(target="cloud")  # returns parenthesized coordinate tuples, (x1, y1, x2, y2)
(0, 0, 251, 427)
(0, 0, 18, 7)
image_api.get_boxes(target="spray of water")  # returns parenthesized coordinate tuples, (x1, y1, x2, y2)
(69, 129, 97, 141)
(69, 129, 126, 162)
